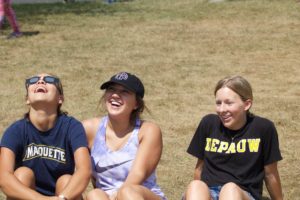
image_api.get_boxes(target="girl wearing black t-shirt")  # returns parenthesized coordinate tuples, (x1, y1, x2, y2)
(184, 75, 283, 200)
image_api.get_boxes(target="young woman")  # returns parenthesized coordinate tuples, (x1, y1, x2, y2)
(82, 72, 167, 200)
(184, 75, 283, 200)
(0, 73, 91, 200)
(0, 0, 22, 39)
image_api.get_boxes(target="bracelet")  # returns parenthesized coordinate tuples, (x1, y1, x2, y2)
(58, 194, 68, 200)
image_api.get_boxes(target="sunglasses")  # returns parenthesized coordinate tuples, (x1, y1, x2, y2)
(25, 76, 60, 86)
(25, 76, 63, 94)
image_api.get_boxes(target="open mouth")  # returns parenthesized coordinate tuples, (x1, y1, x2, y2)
(110, 100, 122, 107)
(34, 87, 47, 93)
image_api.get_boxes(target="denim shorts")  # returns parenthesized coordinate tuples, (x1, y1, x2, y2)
(210, 186, 255, 200)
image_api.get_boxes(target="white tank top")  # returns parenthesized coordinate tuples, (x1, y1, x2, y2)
(91, 116, 166, 199)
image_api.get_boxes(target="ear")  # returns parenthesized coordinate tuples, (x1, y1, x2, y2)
(58, 95, 64, 104)
(244, 99, 252, 111)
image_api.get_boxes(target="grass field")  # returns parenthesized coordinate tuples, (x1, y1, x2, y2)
(1, 0, 300, 199)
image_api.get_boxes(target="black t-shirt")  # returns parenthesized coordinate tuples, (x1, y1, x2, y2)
(187, 114, 282, 200)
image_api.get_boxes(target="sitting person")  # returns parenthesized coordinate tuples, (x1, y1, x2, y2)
(184, 75, 283, 200)
(0, 73, 91, 200)
(82, 72, 167, 200)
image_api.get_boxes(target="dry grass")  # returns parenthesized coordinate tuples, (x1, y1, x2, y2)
(1, 0, 300, 199)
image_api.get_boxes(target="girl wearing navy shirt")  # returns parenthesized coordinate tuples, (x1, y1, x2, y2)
(0, 73, 91, 200)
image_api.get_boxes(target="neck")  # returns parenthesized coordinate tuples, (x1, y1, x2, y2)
(107, 116, 133, 137)
(28, 108, 58, 132)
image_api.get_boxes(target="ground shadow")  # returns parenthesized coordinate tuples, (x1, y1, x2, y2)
(22, 31, 40, 37)
(14, 1, 137, 17)
(12, 1, 139, 26)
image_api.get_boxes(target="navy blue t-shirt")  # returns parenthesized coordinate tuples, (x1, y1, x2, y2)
(0, 114, 88, 196)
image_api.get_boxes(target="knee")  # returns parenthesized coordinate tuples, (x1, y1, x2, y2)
(117, 185, 142, 200)
(14, 166, 35, 188)
(56, 174, 72, 194)
(185, 180, 210, 199)
(219, 182, 246, 199)
(220, 182, 240, 193)
(187, 180, 208, 193)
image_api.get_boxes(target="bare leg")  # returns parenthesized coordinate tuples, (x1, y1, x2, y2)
(7, 167, 35, 200)
(56, 174, 82, 200)
(219, 182, 251, 200)
(184, 180, 211, 200)
(3, 0, 20, 33)
(116, 185, 161, 200)
(86, 188, 110, 200)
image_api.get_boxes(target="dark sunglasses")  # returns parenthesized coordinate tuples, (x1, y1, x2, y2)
(25, 76, 60, 87)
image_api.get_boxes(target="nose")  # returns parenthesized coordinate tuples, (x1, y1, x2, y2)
(37, 77, 46, 84)
(111, 90, 121, 97)
(217, 103, 226, 113)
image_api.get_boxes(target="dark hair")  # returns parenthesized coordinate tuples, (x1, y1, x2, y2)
(24, 74, 67, 119)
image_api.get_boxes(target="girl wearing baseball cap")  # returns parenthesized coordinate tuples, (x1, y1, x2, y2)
(82, 72, 167, 200)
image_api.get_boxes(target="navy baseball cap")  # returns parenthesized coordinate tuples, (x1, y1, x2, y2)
(100, 72, 145, 98)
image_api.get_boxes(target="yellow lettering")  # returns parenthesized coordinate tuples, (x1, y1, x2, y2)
(211, 139, 220, 152)
(226, 142, 236, 154)
(248, 139, 261, 152)
(217, 141, 229, 153)
(205, 138, 212, 151)
(237, 139, 246, 153)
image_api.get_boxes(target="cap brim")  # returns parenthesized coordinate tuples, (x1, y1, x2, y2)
(100, 81, 135, 93)
(100, 81, 113, 90)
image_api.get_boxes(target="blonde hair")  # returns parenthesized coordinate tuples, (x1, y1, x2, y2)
(214, 75, 253, 115)
(214, 75, 253, 101)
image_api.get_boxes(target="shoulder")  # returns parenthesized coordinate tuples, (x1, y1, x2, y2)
(139, 121, 162, 140)
(250, 115, 275, 129)
(58, 115, 85, 131)
(82, 117, 102, 130)
(140, 121, 161, 132)
(81, 117, 103, 139)
(3, 118, 27, 133)
(59, 114, 80, 124)
(202, 114, 219, 121)
(198, 114, 220, 127)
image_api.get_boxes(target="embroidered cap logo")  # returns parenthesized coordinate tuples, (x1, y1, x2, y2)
(115, 72, 128, 80)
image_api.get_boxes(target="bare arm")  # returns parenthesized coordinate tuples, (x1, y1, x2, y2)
(58, 147, 91, 199)
(124, 122, 163, 185)
(264, 162, 283, 200)
(0, 147, 55, 200)
(193, 159, 204, 180)
(82, 118, 101, 150)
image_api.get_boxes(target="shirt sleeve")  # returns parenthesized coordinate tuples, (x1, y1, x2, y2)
(262, 120, 282, 165)
(187, 116, 210, 159)
(68, 118, 88, 153)
(1, 121, 24, 159)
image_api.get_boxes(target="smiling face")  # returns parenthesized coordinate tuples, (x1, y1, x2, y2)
(104, 84, 138, 119)
(215, 87, 252, 130)
(26, 73, 63, 107)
